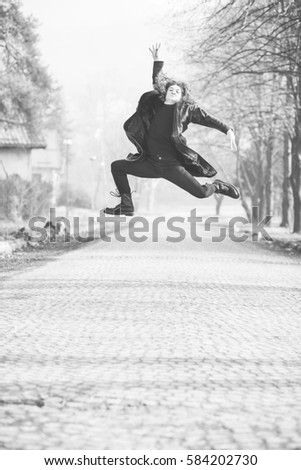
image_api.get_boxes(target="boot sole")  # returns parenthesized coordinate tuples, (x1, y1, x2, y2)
(214, 179, 240, 199)
(103, 210, 134, 216)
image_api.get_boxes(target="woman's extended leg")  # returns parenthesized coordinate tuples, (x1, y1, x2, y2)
(162, 165, 239, 199)
(162, 165, 215, 198)
(104, 158, 160, 215)
(111, 158, 160, 194)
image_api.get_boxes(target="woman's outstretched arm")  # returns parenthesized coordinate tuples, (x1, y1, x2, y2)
(190, 105, 237, 150)
(149, 43, 164, 87)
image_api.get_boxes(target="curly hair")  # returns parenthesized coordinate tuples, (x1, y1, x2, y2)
(154, 71, 195, 104)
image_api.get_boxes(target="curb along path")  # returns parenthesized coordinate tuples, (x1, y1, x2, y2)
(0, 220, 301, 449)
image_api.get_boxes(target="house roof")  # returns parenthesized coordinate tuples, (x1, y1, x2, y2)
(0, 121, 46, 149)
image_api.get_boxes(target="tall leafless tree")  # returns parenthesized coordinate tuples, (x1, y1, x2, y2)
(174, 0, 301, 232)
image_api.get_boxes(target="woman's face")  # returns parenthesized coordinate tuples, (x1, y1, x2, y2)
(165, 84, 182, 104)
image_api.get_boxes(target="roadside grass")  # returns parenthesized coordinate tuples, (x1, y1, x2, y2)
(0, 238, 85, 275)
(0, 207, 103, 275)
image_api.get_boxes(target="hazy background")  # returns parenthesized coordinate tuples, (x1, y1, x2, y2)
(18, 0, 237, 215)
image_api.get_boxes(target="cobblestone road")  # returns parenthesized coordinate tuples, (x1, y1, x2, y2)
(0, 218, 301, 449)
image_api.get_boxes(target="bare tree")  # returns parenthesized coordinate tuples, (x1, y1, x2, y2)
(174, 0, 301, 232)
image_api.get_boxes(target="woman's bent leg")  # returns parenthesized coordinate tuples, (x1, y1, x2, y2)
(111, 158, 160, 194)
(162, 165, 215, 198)
(104, 158, 161, 215)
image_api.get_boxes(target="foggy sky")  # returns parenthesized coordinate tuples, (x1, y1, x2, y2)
(19, 0, 232, 209)
(21, 0, 177, 96)
(20, 0, 185, 195)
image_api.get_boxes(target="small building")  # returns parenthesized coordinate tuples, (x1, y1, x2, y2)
(31, 130, 63, 205)
(0, 122, 63, 205)
(0, 121, 46, 181)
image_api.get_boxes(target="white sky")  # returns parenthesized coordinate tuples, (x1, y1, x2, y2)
(21, 0, 177, 93)
(19, 0, 234, 201)
(20, 0, 187, 189)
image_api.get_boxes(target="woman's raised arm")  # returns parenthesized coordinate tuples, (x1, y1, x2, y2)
(149, 43, 161, 61)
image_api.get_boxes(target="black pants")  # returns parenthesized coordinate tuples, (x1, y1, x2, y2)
(111, 156, 215, 199)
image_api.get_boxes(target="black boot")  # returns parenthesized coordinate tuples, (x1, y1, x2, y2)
(213, 179, 240, 199)
(104, 191, 134, 216)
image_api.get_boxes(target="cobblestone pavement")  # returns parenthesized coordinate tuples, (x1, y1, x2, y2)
(0, 217, 301, 450)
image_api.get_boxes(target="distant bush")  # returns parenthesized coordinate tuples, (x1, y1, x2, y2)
(57, 184, 91, 209)
(0, 174, 53, 220)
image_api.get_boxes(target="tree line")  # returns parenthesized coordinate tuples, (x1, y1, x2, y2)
(0, 0, 67, 220)
(0, 0, 53, 130)
(174, 0, 301, 233)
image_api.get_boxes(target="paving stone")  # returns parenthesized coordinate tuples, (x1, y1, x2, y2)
(0, 219, 300, 449)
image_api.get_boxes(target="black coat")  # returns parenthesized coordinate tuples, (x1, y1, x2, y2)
(123, 61, 231, 177)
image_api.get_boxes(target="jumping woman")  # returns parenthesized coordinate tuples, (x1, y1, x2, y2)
(104, 44, 239, 216)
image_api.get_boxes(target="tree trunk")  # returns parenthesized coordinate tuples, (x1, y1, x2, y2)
(289, 7, 301, 233)
(280, 131, 290, 227)
(257, 135, 265, 221)
(237, 152, 252, 221)
(265, 133, 273, 223)
(290, 123, 301, 233)
(241, 197, 252, 222)
(214, 194, 224, 215)
(258, 184, 265, 221)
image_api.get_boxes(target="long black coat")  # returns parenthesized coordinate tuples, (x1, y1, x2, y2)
(123, 61, 231, 178)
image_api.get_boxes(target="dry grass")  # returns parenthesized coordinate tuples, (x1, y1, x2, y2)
(0, 238, 85, 275)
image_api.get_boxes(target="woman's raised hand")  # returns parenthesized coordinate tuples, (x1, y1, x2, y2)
(149, 43, 161, 61)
